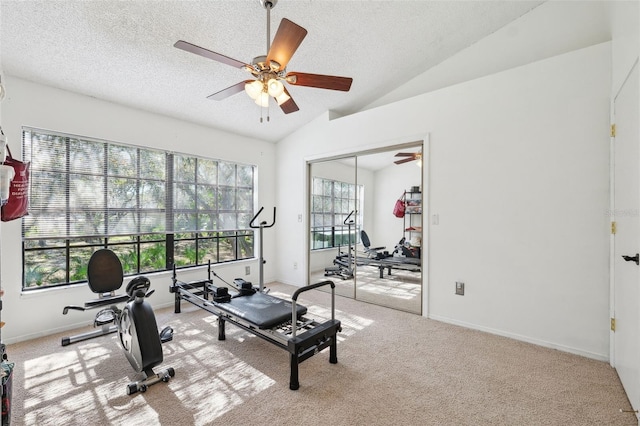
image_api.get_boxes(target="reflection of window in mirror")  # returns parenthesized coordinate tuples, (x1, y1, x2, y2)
(310, 177, 364, 250)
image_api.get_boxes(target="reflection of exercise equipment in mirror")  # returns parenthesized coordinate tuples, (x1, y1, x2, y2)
(324, 210, 356, 280)
(170, 207, 341, 390)
(309, 147, 423, 315)
(356, 231, 421, 279)
(360, 229, 387, 258)
(62, 249, 175, 395)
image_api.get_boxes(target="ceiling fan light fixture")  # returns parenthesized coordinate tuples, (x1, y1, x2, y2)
(267, 78, 284, 97)
(255, 91, 270, 107)
(174, 0, 351, 118)
(245, 80, 263, 99)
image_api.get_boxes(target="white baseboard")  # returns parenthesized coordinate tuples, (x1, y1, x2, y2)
(429, 314, 609, 362)
(5, 321, 96, 345)
(5, 300, 176, 345)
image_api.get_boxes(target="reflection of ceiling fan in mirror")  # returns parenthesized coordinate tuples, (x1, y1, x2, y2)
(394, 152, 422, 165)
(174, 0, 353, 118)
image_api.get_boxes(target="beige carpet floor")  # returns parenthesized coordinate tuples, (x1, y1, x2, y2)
(4, 282, 636, 426)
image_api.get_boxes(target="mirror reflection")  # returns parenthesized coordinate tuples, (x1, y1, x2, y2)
(309, 157, 359, 299)
(309, 144, 423, 314)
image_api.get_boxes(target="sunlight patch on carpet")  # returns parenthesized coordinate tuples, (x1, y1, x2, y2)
(170, 343, 275, 424)
(22, 342, 149, 424)
(19, 319, 276, 425)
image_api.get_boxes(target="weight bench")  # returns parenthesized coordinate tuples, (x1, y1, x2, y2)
(170, 265, 341, 390)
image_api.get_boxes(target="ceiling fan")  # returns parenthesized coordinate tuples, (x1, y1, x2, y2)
(394, 152, 422, 165)
(174, 0, 353, 118)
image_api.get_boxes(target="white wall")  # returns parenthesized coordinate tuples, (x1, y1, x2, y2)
(276, 42, 612, 360)
(0, 76, 276, 343)
(610, 1, 640, 97)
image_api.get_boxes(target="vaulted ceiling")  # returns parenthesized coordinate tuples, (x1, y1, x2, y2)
(0, 1, 612, 143)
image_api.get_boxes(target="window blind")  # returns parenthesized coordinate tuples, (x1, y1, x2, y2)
(22, 128, 168, 239)
(22, 128, 255, 240)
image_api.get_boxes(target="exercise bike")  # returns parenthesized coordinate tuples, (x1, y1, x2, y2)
(62, 249, 175, 395)
(118, 276, 175, 395)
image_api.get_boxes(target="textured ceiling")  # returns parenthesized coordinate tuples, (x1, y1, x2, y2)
(0, 0, 547, 143)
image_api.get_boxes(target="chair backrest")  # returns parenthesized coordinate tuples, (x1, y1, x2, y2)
(87, 249, 124, 294)
(360, 230, 371, 249)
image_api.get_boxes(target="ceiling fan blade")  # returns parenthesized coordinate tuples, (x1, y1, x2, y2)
(266, 18, 308, 69)
(207, 81, 252, 101)
(394, 158, 416, 165)
(174, 40, 248, 69)
(278, 87, 299, 114)
(286, 72, 353, 91)
(395, 153, 415, 157)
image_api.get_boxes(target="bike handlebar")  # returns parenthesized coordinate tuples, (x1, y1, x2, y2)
(344, 210, 356, 225)
(250, 206, 276, 229)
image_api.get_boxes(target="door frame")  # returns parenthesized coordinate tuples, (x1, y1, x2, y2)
(609, 59, 640, 415)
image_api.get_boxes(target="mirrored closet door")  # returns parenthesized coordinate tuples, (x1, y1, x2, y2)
(308, 142, 423, 314)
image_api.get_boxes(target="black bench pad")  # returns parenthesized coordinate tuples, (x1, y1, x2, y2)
(216, 292, 307, 329)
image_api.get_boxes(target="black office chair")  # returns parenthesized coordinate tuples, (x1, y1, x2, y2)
(61, 249, 130, 346)
(360, 230, 388, 259)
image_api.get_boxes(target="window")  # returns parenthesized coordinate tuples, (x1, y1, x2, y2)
(310, 177, 363, 250)
(22, 128, 255, 290)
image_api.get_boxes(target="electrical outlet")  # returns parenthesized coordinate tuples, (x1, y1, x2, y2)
(455, 281, 465, 295)
(293, 261, 298, 270)
(245, 266, 250, 276)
